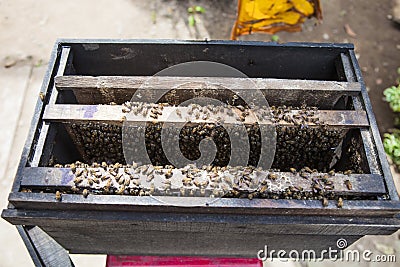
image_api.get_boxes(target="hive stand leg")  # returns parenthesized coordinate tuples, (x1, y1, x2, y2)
(17, 225, 74, 267)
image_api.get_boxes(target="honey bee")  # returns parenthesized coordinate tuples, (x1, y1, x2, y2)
(237, 105, 245, 112)
(337, 197, 343, 208)
(268, 173, 278, 180)
(70, 163, 76, 173)
(344, 180, 353, 190)
(259, 185, 268, 194)
(313, 183, 322, 192)
(82, 189, 89, 198)
(290, 168, 297, 174)
(164, 169, 173, 179)
(55, 191, 62, 201)
(295, 186, 303, 192)
(149, 183, 155, 195)
(238, 114, 245, 122)
(95, 171, 103, 178)
(189, 188, 195, 196)
(200, 188, 206, 196)
(304, 167, 313, 173)
(193, 180, 201, 188)
(39, 92, 45, 101)
(179, 187, 186, 196)
(146, 174, 154, 182)
(300, 172, 309, 179)
(182, 177, 192, 186)
(104, 177, 112, 188)
(116, 185, 125, 195)
(324, 185, 334, 190)
(75, 168, 84, 177)
(223, 176, 233, 186)
(118, 176, 125, 185)
(328, 170, 335, 176)
(141, 165, 149, 175)
(124, 176, 131, 186)
(73, 177, 83, 184)
(122, 106, 132, 114)
(344, 170, 352, 175)
(101, 174, 110, 181)
(322, 197, 328, 207)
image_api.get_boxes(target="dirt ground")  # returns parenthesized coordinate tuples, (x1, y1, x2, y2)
(176, 0, 400, 135)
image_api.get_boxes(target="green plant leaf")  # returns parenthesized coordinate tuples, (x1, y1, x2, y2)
(384, 85, 400, 112)
(195, 6, 206, 13)
(271, 35, 280, 42)
(384, 131, 400, 167)
(188, 15, 196, 26)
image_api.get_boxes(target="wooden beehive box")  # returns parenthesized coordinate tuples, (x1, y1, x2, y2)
(2, 40, 400, 257)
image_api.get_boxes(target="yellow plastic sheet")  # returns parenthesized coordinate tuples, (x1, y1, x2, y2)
(231, 0, 322, 40)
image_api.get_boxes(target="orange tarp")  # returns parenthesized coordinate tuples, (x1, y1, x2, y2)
(231, 0, 322, 40)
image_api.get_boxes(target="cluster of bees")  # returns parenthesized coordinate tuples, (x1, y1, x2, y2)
(57, 101, 365, 208)
(122, 122, 263, 167)
(67, 102, 352, 172)
(52, 161, 350, 208)
(69, 122, 124, 164)
(347, 137, 364, 174)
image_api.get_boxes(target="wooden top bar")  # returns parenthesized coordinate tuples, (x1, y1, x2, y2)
(55, 76, 362, 107)
(55, 76, 361, 91)
(20, 167, 386, 197)
(43, 104, 369, 128)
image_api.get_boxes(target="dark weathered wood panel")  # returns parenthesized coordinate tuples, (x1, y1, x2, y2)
(55, 75, 362, 108)
(30, 47, 72, 167)
(26, 229, 364, 257)
(347, 51, 400, 201)
(8, 192, 400, 217)
(18, 226, 73, 267)
(3, 208, 399, 256)
(5, 209, 399, 235)
(43, 104, 369, 128)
